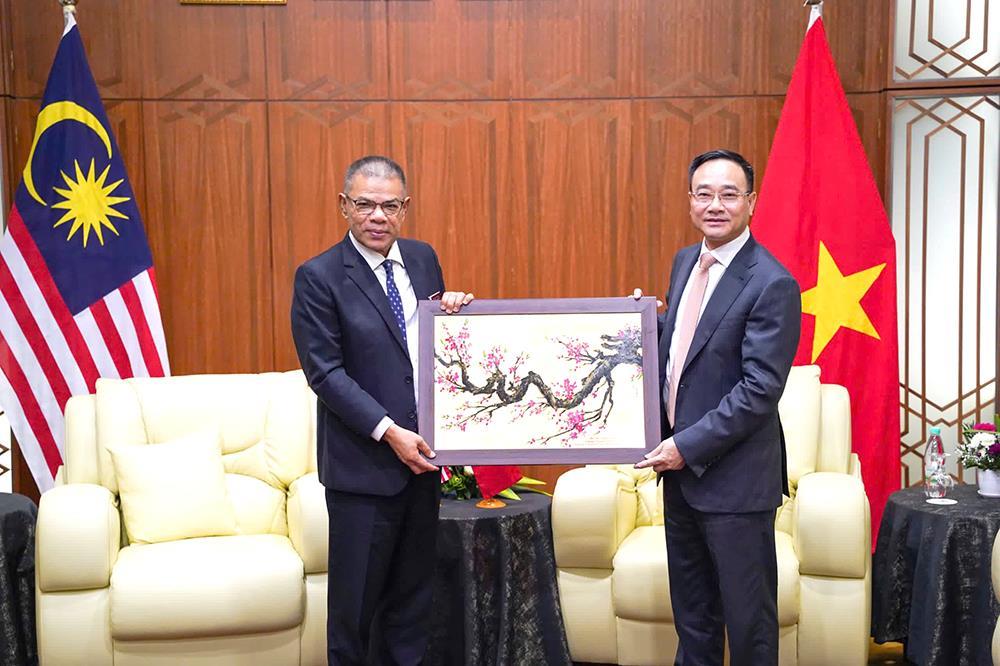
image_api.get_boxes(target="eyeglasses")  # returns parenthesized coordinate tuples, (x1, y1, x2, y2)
(344, 195, 405, 217)
(689, 191, 752, 207)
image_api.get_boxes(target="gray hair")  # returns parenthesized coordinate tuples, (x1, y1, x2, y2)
(343, 155, 407, 196)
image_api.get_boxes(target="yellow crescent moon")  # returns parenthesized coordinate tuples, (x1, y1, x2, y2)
(22, 101, 112, 206)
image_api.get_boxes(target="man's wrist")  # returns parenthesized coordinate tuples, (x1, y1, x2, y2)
(371, 416, 394, 442)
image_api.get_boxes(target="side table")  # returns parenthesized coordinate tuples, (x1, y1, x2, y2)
(427, 493, 572, 666)
(872, 484, 1000, 666)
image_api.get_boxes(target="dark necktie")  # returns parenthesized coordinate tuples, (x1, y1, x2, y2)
(383, 260, 408, 345)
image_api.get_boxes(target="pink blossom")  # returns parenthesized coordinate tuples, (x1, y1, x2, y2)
(974, 423, 998, 432)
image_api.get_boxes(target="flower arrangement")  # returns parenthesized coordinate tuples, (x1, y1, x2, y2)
(956, 415, 1000, 471)
(440, 465, 546, 503)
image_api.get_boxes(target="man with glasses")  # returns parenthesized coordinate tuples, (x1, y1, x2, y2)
(636, 149, 801, 665)
(291, 155, 472, 665)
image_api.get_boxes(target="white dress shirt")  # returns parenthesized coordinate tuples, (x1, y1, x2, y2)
(663, 227, 751, 415)
(348, 231, 419, 441)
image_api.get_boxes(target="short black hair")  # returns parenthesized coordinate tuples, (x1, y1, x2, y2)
(688, 149, 754, 192)
(343, 155, 407, 195)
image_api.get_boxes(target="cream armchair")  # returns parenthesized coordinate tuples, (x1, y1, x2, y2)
(35, 371, 328, 666)
(552, 365, 871, 666)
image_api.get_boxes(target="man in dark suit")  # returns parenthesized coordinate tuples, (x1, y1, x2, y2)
(636, 149, 801, 665)
(291, 155, 472, 666)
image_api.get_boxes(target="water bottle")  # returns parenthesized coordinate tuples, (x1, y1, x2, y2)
(923, 427, 953, 500)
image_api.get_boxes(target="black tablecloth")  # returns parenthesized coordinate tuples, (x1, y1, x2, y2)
(872, 484, 1000, 666)
(0, 494, 36, 666)
(427, 493, 572, 666)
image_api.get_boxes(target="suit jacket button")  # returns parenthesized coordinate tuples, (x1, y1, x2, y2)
(404, 376, 413, 385)
(408, 411, 417, 421)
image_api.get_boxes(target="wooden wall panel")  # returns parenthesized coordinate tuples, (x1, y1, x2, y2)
(139, 0, 266, 100)
(391, 102, 506, 298)
(142, 101, 273, 375)
(0, 0, 9, 97)
(387, 0, 510, 100)
(9, 0, 141, 99)
(269, 101, 391, 370)
(510, 0, 634, 99)
(636, 0, 887, 98)
(265, 0, 388, 101)
(510, 101, 631, 298)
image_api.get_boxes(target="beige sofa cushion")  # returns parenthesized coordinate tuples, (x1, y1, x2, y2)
(111, 430, 238, 544)
(611, 526, 801, 627)
(612, 526, 671, 622)
(110, 535, 304, 640)
(95, 372, 312, 496)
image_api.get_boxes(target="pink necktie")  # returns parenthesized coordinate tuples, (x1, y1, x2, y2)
(668, 253, 718, 426)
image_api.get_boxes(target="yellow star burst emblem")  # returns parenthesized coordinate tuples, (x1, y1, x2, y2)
(51, 158, 130, 248)
(801, 241, 886, 362)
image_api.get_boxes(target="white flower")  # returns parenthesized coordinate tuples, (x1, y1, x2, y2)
(972, 432, 996, 450)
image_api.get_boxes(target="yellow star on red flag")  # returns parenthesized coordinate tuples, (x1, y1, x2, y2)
(801, 241, 886, 362)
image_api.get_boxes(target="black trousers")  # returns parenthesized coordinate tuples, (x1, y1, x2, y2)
(326, 472, 440, 666)
(663, 483, 778, 666)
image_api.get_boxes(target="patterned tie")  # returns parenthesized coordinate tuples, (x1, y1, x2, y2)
(382, 260, 408, 345)
(667, 252, 718, 426)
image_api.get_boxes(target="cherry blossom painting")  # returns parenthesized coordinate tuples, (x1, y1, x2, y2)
(417, 298, 660, 464)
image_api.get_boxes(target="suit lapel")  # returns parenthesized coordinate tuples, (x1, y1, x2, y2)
(659, 246, 698, 378)
(399, 241, 435, 301)
(681, 236, 758, 376)
(342, 235, 409, 357)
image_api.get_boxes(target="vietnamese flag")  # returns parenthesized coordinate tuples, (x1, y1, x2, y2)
(753, 14, 900, 545)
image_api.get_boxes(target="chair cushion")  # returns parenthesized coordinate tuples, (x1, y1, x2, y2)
(612, 526, 671, 621)
(635, 476, 663, 527)
(111, 430, 238, 544)
(110, 534, 304, 640)
(611, 526, 801, 627)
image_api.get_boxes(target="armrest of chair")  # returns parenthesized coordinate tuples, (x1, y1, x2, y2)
(552, 466, 637, 569)
(793, 472, 869, 578)
(37, 484, 120, 592)
(848, 452, 863, 480)
(287, 472, 328, 574)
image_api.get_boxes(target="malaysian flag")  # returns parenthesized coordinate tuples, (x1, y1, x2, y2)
(0, 13, 169, 492)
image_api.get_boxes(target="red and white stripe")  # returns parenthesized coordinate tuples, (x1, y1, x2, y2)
(0, 206, 169, 491)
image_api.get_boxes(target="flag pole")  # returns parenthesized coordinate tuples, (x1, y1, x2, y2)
(803, 0, 823, 29)
(58, 0, 77, 32)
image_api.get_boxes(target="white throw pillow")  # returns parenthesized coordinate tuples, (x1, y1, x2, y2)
(111, 430, 239, 544)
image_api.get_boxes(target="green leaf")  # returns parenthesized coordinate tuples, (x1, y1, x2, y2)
(512, 484, 552, 497)
(515, 476, 546, 486)
(498, 488, 521, 500)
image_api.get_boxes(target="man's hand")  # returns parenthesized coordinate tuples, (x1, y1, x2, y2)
(383, 424, 438, 474)
(635, 437, 686, 473)
(440, 291, 474, 314)
(630, 288, 663, 308)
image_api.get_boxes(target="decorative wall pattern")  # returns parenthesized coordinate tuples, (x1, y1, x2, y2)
(890, 93, 999, 485)
(893, 0, 999, 82)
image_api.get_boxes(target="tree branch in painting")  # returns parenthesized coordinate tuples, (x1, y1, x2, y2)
(435, 322, 642, 446)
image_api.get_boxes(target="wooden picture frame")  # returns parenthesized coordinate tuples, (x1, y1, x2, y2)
(418, 297, 661, 465)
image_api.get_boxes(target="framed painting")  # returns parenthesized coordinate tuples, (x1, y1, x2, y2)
(417, 297, 661, 465)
